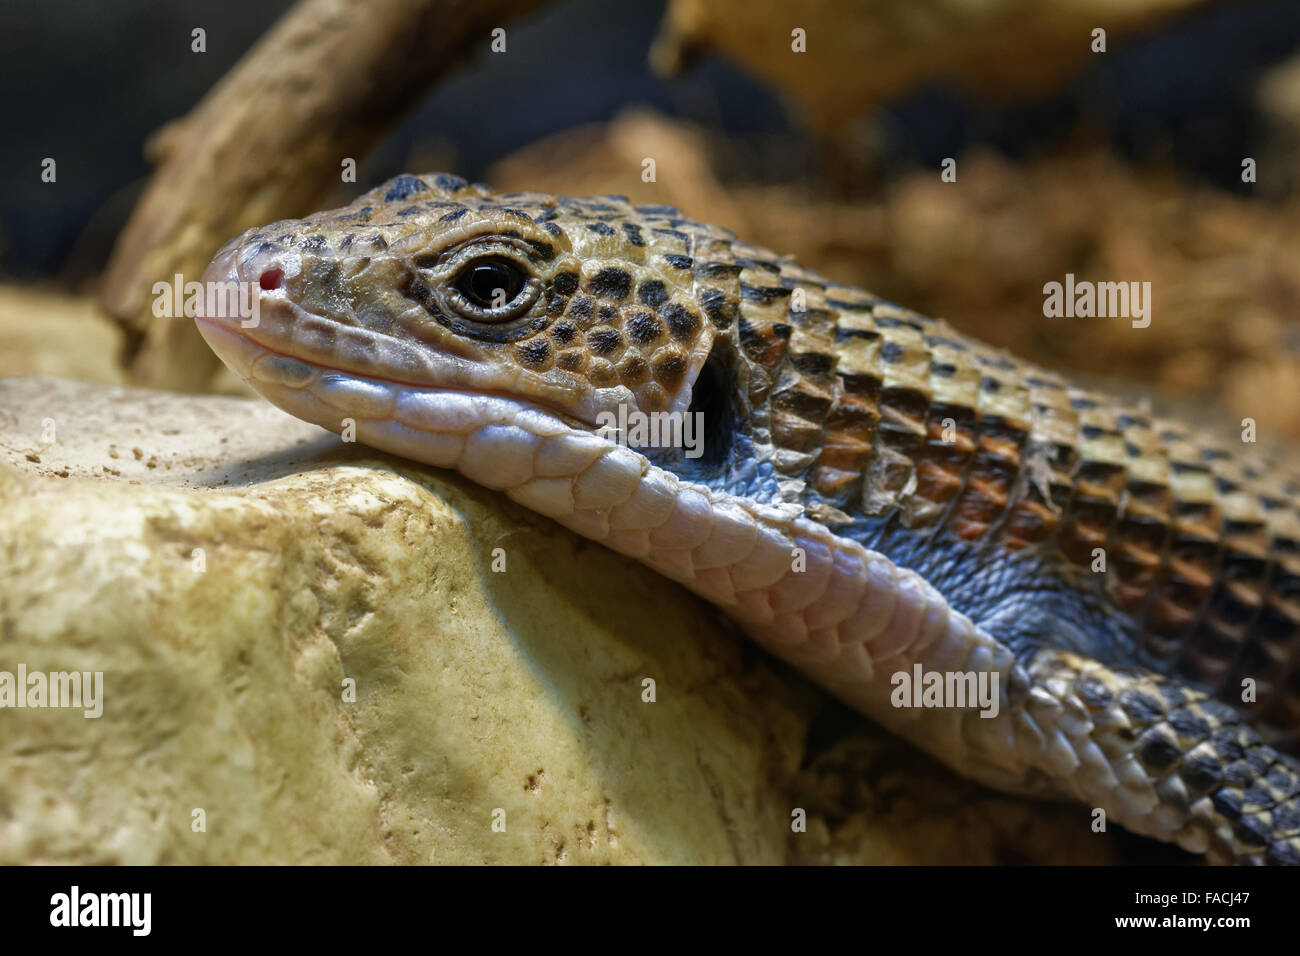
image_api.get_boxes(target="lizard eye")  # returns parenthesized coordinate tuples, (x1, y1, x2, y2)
(449, 254, 533, 319)
(412, 238, 544, 336)
(458, 258, 524, 307)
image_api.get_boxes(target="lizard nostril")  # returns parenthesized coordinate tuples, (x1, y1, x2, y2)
(259, 268, 283, 291)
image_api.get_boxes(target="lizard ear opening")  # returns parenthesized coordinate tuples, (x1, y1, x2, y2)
(683, 347, 734, 474)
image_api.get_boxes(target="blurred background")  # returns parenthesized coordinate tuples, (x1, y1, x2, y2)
(3, 0, 1300, 436)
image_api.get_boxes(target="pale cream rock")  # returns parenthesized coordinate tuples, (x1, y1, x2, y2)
(0, 377, 1124, 864)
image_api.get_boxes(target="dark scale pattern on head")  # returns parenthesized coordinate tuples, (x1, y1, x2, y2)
(627, 311, 662, 345)
(588, 268, 632, 300)
(652, 351, 687, 387)
(384, 175, 429, 201)
(587, 327, 622, 357)
(618, 354, 649, 385)
(432, 173, 469, 192)
(553, 271, 579, 295)
(637, 280, 669, 308)
(566, 296, 593, 321)
(556, 349, 585, 372)
(516, 338, 550, 369)
(661, 304, 700, 341)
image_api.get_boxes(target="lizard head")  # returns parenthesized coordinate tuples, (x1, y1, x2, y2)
(196, 173, 753, 495)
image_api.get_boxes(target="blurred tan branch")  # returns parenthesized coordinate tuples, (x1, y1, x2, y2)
(652, 0, 1225, 128)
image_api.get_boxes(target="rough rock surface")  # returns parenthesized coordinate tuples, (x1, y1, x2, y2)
(0, 377, 1131, 864)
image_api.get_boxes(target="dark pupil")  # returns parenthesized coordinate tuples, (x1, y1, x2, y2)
(463, 260, 520, 307)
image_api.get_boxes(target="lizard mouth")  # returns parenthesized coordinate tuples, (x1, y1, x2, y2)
(195, 314, 598, 434)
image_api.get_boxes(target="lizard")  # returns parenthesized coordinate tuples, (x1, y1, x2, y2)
(194, 172, 1300, 864)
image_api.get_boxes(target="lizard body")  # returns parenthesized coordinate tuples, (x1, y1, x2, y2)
(196, 173, 1300, 864)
